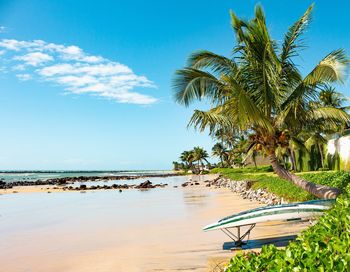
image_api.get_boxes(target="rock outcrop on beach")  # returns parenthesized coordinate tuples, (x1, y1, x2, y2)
(55, 180, 168, 191)
(206, 177, 285, 205)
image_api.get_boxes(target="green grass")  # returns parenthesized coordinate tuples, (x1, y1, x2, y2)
(211, 168, 350, 202)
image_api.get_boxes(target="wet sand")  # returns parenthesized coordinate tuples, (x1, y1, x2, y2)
(0, 175, 309, 271)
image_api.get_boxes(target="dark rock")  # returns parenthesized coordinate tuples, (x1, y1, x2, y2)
(135, 180, 155, 189)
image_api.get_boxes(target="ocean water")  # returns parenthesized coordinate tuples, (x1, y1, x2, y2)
(0, 170, 173, 183)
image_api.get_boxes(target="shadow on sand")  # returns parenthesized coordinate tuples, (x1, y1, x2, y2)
(223, 234, 297, 250)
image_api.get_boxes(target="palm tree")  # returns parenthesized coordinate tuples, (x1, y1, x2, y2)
(319, 85, 349, 109)
(180, 151, 194, 169)
(173, 4, 350, 199)
(212, 142, 227, 166)
(192, 147, 209, 167)
(213, 127, 238, 149)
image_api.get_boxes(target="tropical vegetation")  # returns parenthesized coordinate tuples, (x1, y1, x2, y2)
(212, 167, 350, 202)
(225, 193, 350, 271)
(173, 146, 210, 173)
(172, 4, 350, 199)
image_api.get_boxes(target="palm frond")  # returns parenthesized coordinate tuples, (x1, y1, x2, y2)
(289, 136, 308, 151)
(310, 107, 350, 126)
(187, 108, 231, 134)
(304, 49, 349, 86)
(187, 50, 237, 74)
(281, 4, 313, 62)
(172, 68, 225, 106)
(223, 89, 274, 132)
(305, 134, 327, 150)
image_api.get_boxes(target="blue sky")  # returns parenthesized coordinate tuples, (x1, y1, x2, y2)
(0, 0, 349, 170)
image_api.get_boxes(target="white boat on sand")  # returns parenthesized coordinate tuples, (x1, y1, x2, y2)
(203, 199, 334, 247)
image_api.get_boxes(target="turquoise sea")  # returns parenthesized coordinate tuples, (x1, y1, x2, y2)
(0, 170, 173, 183)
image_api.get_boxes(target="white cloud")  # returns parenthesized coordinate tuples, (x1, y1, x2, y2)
(0, 26, 6, 33)
(56, 75, 98, 87)
(0, 39, 157, 104)
(16, 74, 32, 81)
(14, 52, 53, 66)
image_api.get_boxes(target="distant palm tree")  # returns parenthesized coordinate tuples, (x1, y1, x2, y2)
(213, 127, 238, 149)
(192, 147, 209, 167)
(212, 143, 227, 166)
(319, 85, 349, 109)
(180, 151, 194, 169)
(173, 4, 350, 199)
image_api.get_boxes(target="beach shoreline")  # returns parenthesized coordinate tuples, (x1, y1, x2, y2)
(0, 174, 310, 271)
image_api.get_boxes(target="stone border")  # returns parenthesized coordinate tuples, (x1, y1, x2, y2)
(208, 176, 287, 205)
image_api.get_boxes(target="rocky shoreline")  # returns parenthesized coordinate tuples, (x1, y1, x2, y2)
(1, 173, 286, 204)
(55, 180, 168, 192)
(206, 176, 286, 205)
(0, 173, 182, 190)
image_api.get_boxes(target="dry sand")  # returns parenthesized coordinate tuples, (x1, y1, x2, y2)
(0, 175, 310, 272)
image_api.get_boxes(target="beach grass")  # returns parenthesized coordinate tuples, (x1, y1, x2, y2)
(211, 168, 350, 202)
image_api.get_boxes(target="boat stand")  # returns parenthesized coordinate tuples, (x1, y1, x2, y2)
(221, 224, 256, 248)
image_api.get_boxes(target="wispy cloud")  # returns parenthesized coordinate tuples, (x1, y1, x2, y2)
(16, 73, 32, 81)
(0, 26, 6, 33)
(0, 39, 157, 104)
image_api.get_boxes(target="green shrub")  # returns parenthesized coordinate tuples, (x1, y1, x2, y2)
(226, 195, 350, 271)
(299, 171, 350, 192)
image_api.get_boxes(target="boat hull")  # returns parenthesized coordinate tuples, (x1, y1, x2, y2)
(203, 201, 333, 231)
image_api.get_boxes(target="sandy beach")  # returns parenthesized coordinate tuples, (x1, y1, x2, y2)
(0, 175, 309, 272)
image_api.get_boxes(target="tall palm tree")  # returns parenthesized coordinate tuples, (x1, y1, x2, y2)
(173, 4, 350, 199)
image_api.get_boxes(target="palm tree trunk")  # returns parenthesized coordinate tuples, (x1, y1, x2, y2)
(318, 143, 325, 169)
(289, 148, 297, 171)
(252, 151, 257, 168)
(269, 153, 340, 199)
